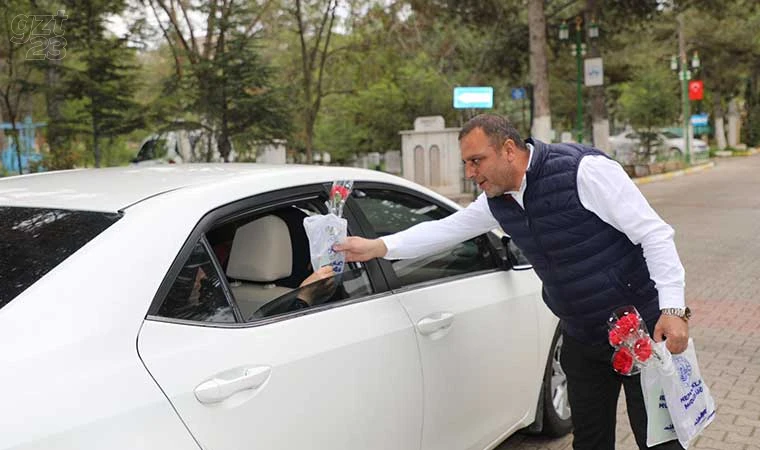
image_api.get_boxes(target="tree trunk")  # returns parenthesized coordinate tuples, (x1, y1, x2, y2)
(45, 58, 68, 168)
(304, 112, 315, 164)
(713, 96, 727, 150)
(586, 0, 610, 152)
(1, 98, 22, 174)
(727, 98, 740, 147)
(93, 130, 101, 168)
(528, 0, 551, 141)
(10, 128, 22, 175)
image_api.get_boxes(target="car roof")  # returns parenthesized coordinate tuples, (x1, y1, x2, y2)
(0, 164, 410, 212)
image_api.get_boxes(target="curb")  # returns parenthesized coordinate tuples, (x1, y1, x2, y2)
(633, 161, 715, 186)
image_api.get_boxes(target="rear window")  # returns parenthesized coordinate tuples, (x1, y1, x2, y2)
(0, 207, 122, 309)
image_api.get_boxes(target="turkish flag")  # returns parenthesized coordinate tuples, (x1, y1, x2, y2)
(689, 80, 704, 101)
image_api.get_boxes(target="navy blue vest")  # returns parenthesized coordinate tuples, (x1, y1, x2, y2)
(488, 139, 659, 344)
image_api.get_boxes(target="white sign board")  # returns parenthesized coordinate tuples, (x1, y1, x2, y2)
(584, 58, 604, 87)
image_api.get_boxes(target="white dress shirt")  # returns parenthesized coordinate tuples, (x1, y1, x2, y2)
(381, 144, 685, 309)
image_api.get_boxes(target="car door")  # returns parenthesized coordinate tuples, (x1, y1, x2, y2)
(349, 184, 543, 450)
(137, 186, 423, 450)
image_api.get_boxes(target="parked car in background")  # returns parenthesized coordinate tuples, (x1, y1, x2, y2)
(132, 129, 236, 165)
(609, 129, 708, 164)
(1, 164, 571, 450)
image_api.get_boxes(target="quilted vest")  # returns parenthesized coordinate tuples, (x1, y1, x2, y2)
(487, 139, 660, 344)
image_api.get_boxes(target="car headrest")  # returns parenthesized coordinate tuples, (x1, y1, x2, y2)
(226, 215, 292, 283)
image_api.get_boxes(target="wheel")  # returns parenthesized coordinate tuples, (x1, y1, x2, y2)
(668, 147, 683, 160)
(529, 325, 573, 437)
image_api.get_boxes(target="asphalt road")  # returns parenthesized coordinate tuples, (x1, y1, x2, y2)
(496, 154, 760, 450)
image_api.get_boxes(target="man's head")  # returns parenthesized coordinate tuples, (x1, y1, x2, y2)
(459, 114, 529, 198)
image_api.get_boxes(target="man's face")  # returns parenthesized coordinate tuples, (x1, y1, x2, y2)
(460, 127, 520, 197)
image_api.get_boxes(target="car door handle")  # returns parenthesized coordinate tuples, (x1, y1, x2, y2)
(194, 366, 271, 404)
(417, 312, 455, 336)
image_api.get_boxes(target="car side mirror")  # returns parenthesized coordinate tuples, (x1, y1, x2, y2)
(501, 235, 533, 271)
(500, 236, 517, 269)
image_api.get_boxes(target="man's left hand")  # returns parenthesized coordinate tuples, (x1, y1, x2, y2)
(652, 314, 689, 354)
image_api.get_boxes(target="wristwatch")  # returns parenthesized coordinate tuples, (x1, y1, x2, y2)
(661, 307, 691, 321)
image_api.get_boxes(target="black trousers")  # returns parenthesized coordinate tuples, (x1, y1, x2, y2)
(560, 331, 684, 450)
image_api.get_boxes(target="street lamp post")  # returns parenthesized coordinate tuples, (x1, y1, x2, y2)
(559, 16, 598, 143)
(671, 14, 700, 165)
(670, 51, 700, 165)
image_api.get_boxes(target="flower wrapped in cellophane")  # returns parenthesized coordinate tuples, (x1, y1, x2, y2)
(303, 180, 354, 274)
(608, 305, 659, 375)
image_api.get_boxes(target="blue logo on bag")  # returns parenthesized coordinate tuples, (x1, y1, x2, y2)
(674, 356, 692, 387)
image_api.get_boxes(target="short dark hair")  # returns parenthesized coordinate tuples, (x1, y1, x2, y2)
(458, 114, 526, 150)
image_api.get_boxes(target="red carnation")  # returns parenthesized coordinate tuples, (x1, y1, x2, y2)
(616, 313, 640, 334)
(330, 185, 350, 201)
(612, 347, 634, 374)
(634, 337, 652, 362)
(608, 327, 624, 347)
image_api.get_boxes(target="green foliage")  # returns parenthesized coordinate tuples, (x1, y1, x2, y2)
(52, 0, 145, 167)
(616, 68, 679, 159)
(144, 0, 291, 161)
(5, 0, 760, 172)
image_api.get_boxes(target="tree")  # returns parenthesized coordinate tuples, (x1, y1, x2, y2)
(60, 0, 144, 167)
(145, 0, 291, 161)
(289, 0, 339, 164)
(528, 0, 552, 141)
(682, 1, 760, 149)
(0, 0, 38, 174)
(617, 68, 679, 160)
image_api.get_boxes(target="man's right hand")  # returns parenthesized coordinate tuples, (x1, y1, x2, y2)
(333, 236, 388, 262)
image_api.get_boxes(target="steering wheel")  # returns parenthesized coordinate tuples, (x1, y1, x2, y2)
(251, 291, 302, 319)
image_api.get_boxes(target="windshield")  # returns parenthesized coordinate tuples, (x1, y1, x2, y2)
(0, 207, 122, 310)
(661, 131, 680, 139)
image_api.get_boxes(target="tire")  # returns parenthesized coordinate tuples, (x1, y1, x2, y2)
(536, 325, 573, 437)
(668, 147, 683, 160)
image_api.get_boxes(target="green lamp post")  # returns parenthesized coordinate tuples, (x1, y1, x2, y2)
(671, 51, 700, 165)
(559, 17, 599, 143)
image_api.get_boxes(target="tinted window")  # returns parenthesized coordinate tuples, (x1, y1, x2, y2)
(352, 188, 498, 287)
(159, 240, 236, 323)
(0, 207, 121, 310)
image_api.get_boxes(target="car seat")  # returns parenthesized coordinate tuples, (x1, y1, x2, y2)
(226, 215, 295, 319)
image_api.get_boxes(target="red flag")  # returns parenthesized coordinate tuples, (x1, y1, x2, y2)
(689, 80, 704, 101)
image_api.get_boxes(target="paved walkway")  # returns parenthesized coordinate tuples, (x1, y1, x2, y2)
(497, 154, 760, 450)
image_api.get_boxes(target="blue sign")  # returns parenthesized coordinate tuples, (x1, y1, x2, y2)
(511, 87, 526, 100)
(690, 113, 709, 127)
(453, 86, 493, 109)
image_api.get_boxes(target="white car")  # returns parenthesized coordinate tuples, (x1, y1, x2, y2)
(609, 130, 709, 164)
(0, 164, 570, 450)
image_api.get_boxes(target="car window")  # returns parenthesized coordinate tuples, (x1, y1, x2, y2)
(207, 201, 374, 322)
(0, 207, 121, 310)
(352, 188, 499, 287)
(158, 240, 237, 323)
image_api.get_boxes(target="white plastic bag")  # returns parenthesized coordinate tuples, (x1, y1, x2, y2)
(641, 365, 678, 447)
(303, 213, 348, 274)
(649, 339, 716, 449)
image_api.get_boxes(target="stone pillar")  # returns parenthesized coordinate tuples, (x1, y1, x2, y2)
(400, 116, 463, 195)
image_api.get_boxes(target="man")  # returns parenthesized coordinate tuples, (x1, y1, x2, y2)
(334, 114, 689, 450)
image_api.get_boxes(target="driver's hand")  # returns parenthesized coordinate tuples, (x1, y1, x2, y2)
(298, 266, 336, 305)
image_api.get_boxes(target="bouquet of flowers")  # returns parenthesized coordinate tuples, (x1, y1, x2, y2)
(607, 305, 658, 375)
(303, 180, 354, 274)
(608, 305, 716, 448)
